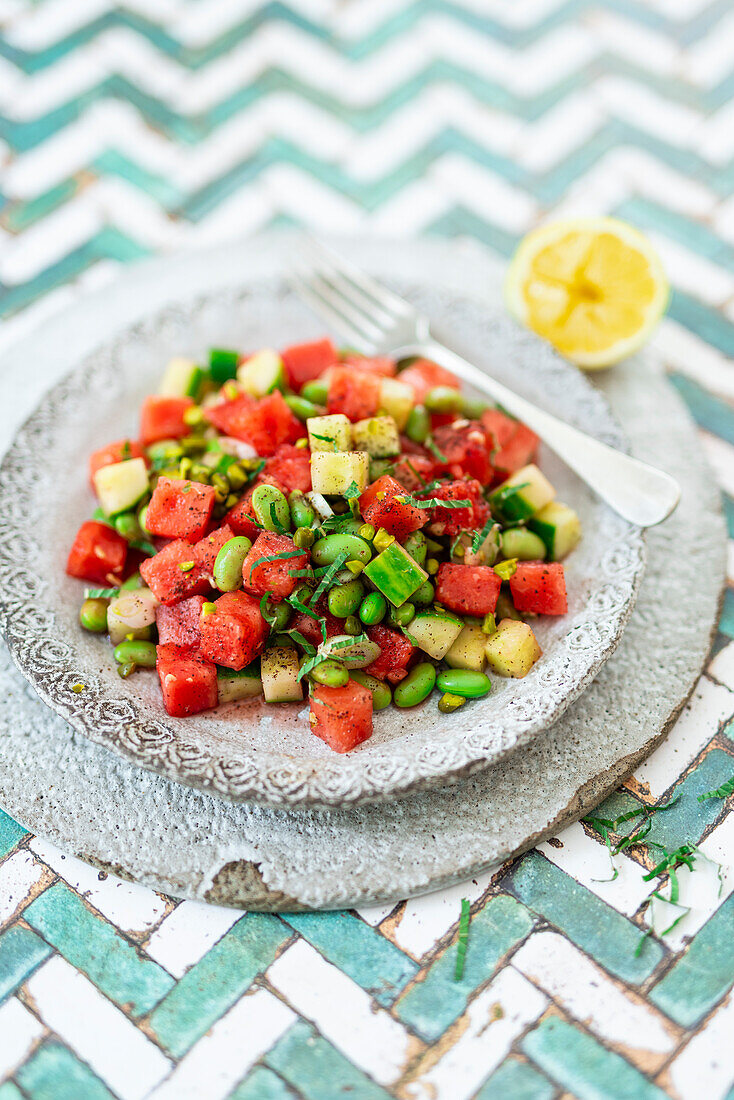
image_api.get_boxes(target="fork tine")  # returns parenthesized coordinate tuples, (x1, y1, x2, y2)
(306, 238, 414, 320)
(308, 257, 398, 329)
(290, 271, 376, 354)
(306, 269, 388, 344)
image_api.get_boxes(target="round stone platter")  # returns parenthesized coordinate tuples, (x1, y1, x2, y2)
(0, 240, 725, 909)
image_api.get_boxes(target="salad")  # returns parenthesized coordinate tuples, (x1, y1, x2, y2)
(66, 338, 581, 753)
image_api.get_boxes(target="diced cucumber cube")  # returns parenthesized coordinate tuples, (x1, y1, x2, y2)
(363, 542, 428, 607)
(351, 416, 401, 458)
(311, 451, 369, 495)
(489, 463, 555, 523)
(528, 501, 581, 561)
(379, 378, 413, 430)
(159, 357, 204, 400)
(236, 349, 285, 397)
(93, 457, 149, 517)
(445, 621, 487, 671)
(484, 619, 542, 678)
(261, 647, 302, 702)
(217, 661, 262, 703)
(307, 414, 352, 453)
(407, 611, 463, 660)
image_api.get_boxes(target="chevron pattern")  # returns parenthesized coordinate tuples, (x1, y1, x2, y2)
(1, 1, 734, 1098)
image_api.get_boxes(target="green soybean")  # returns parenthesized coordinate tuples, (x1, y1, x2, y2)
(114, 511, 142, 541)
(359, 592, 387, 625)
(344, 615, 362, 635)
(79, 598, 109, 633)
(405, 405, 430, 444)
(311, 533, 372, 567)
(213, 536, 252, 591)
(389, 601, 415, 627)
(301, 379, 329, 405)
(500, 527, 547, 561)
(436, 669, 491, 698)
(285, 394, 322, 421)
(328, 579, 364, 619)
(271, 602, 293, 631)
(424, 386, 461, 413)
(403, 530, 427, 566)
(350, 670, 392, 711)
(113, 639, 157, 667)
(310, 658, 349, 688)
(461, 395, 489, 419)
(121, 572, 144, 591)
(394, 662, 437, 708)
(252, 484, 291, 532)
(289, 490, 316, 529)
(137, 503, 152, 535)
(412, 580, 435, 606)
(293, 527, 314, 550)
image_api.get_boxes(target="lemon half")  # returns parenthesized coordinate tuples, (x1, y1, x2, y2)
(505, 217, 669, 369)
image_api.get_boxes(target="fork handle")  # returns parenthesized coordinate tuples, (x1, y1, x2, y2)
(403, 342, 680, 528)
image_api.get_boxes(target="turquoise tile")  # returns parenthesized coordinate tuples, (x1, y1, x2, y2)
(395, 894, 534, 1041)
(15, 1041, 115, 1100)
(720, 589, 734, 642)
(282, 912, 418, 1006)
(722, 494, 734, 541)
(668, 373, 734, 447)
(0, 808, 26, 857)
(668, 290, 734, 356)
(229, 1065, 297, 1100)
(475, 1055, 556, 1099)
(0, 1083, 25, 1100)
(265, 1020, 390, 1100)
(24, 882, 173, 1018)
(4, 179, 78, 232)
(0, 925, 51, 1002)
(650, 891, 734, 1026)
(644, 749, 734, 852)
(616, 196, 728, 263)
(505, 851, 662, 982)
(148, 914, 290, 1057)
(523, 1016, 668, 1100)
(587, 789, 645, 832)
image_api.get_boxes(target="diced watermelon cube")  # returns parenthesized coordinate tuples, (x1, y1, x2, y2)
(198, 591, 268, 670)
(398, 359, 460, 403)
(431, 422, 494, 484)
(423, 479, 489, 537)
(66, 521, 128, 585)
(140, 396, 193, 445)
(435, 563, 502, 615)
(309, 680, 373, 753)
(156, 643, 218, 717)
(207, 391, 301, 456)
(264, 444, 312, 493)
(140, 540, 211, 605)
(341, 353, 397, 377)
(241, 532, 308, 601)
(364, 624, 416, 681)
(156, 595, 207, 648)
(510, 562, 568, 615)
(281, 337, 338, 391)
(392, 453, 437, 493)
(194, 524, 234, 577)
(145, 476, 216, 543)
(89, 438, 147, 487)
(327, 367, 382, 422)
(205, 392, 256, 438)
(481, 409, 539, 478)
(359, 475, 427, 541)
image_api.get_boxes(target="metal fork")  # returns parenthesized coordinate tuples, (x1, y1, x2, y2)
(291, 242, 680, 528)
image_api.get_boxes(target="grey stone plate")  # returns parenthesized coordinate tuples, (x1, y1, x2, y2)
(0, 340, 722, 910)
(0, 237, 644, 809)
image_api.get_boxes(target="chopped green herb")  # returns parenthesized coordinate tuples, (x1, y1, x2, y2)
(472, 517, 496, 554)
(407, 496, 472, 510)
(249, 550, 303, 572)
(309, 550, 349, 608)
(454, 898, 471, 980)
(343, 480, 361, 500)
(286, 630, 317, 654)
(84, 586, 120, 599)
(129, 539, 156, 556)
(697, 776, 734, 802)
(260, 594, 277, 628)
(426, 437, 448, 463)
(269, 502, 287, 534)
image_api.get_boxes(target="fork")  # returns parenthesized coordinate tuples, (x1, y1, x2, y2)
(291, 242, 680, 528)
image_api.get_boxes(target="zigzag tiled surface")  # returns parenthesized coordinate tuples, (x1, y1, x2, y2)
(0, 2, 734, 1098)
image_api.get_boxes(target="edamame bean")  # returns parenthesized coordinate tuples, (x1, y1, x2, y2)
(344, 615, 362, 636)
(301, 379, 329, 405)
(405, 405, 430, 444)
(252, 484, 291, 532)
(293, 527, 314, 550)
(121, 572, 144, 591)
(137, 502, 151, 535)
(289, 490, 316, 529)
(285, 394, 322, 421)
(350, 670, 392, 711)
(438, 692, 466, 713)
(460, 395, 488, 419)
(114, 511, 143, 541)
(500, 528, 547, 561)
(436, 669, 491, 698)
(389, 602, 415, 628)
(213, 536, 252, 591)
(292, 583, 314, 606)
(394, 662, 436, 708)
(311, 534, 372, 567)
(403, 531, 427, 566)
(412, 580, 435, 606)
(495, 592, 521, 621)
(271, 602, 293, 632)
(424, 386, 462, 413)
(113, 639, 157, 667)
(328, 579, 364, 619)
(79, 598, 109, 633)
(310, 658, 349, 688)
(359, 592, 387, 625)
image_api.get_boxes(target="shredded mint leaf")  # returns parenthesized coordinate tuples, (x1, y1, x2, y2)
(343, 480, 361, 500)
(472, 517, 496, 554)
(426, 437, 448, 463)
(249, 550, 303, 572)
(309, 550, 349, 607)
(454, 899, 471, 980)
(84, 586, 120, 599)
(697, 776, 734, 802)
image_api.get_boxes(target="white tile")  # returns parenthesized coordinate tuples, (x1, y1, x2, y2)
(391, 870, 495, 957)
(709, 642, 734, 692)
(512, 931, 675, 1057)
(700, 433, 734, 499)
(144, 901, 241, 978)
(0, 997, 44, 1078)
(266, 939, 411, 1087)
(404, 968, 547, 1100)
(538, 823, 650, 916)
(633, 677, 733, 797)
(148, 988, 294, 1100)
(25, 956, 171, 1100)
(30, 838, 167, 935)
(0, 850, 47, 926)
(668, 993, 734, 1100)
(355, 901, 397, 927)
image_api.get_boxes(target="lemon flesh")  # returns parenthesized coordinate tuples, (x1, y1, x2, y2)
(505, 218, 669, 369)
